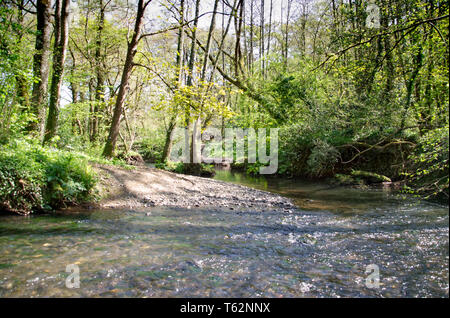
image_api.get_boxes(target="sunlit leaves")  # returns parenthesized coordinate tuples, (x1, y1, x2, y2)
(156, 81, 234, 124)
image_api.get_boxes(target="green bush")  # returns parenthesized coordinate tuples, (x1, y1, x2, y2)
(155, 161, 215, 177)
(140, 134, 165, 163)
(0, 143, 44, 213)
(155, 161, 184, 173)
(306, 139, 340, 177)
(403, 126, 449, 200)
(0, 138, 97, 214)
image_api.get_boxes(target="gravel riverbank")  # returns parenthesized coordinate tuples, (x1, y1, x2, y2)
(94, 164, 297, 212)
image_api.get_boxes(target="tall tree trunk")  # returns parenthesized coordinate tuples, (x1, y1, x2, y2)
(207, 0, 238, 82)
(401, 43, 424, 130)
(242, 0, 248, 72)
(234, 0, 244, 80)
(267, 0, 273, 58)
(201, 0, 220, 81)
(186, 0, 201, 89)
(161, 0, 186, 162)
(185, 0, 201, 169)
(14, 0, 29, 109)
(68, 47, 82, 135)
(249, 0, 254, 74)
(419, 0, 435, 133)
(381, 2, 394, 105)
(91, 0, 106, 142)
(43, 0, 70, 144)
(29, 0, 51, 134)
(283, 0, 292, 71)
(88, 78, 95, 138)
(300, 2, 307, 56)
(196, 0, 221, 163)
(102, 0, 150, 158)
(260, 0, 265, 76)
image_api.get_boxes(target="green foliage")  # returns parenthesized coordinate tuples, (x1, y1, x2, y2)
(155, 161, 215, 177)
(277, 123, 344, 178)
(306, 140, 340, 177)
(0, 4, 34, 137)
(155, 161, 185, 174)
(245, 162, 264, 176)
(0, 141, 44, 214)
(0, 138, 97, 214)
(156, 81, 234, 126)
(140, 133, 165, 163)
(350, 170, 392, 183)
(403, 126, 449, 200)
(332, 174, 362, 186)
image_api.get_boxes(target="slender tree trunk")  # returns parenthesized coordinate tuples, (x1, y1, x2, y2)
(193, 0, 221, 164)
(102, 0, 149, 158)
(162, 119, 176, 162)
(243, 1, 248, 72)
(300, 2, 307, 56)
(283, 0, 292, 71)
(250, 0, 254, 74)
(14, 1, 29, 109)
(382, 3, 394, 103)
(421, 11, 434, 132)
(186, 0, 201, 89)
(68, 47, 82, 134)
(207, 0, 238, 83)
(260, 0, 265, 76)
(401, 43, 424, 129)
(194, 0, 221, 165)
(29, 0, 51, 134)
(43, 0, 70, 144)
(267, 0, 273, 58)
(161, 0, 186, 162)
(88, 78, 95, 138)
(175, 0, 186, 86)
(69, 51, 78, 105)
(234, 0, 244, 80)
(185, 0, 201, 169)
(91, 0, 106, 142)
(201, 0, 220, 81)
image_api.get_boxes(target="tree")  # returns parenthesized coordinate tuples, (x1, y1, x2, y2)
(161, 0, 186, 162)
(43, 0, 70, 144)
(102, 0, 152, 157)
(91, 0, 108, 142)
(30, 0, 51, 134)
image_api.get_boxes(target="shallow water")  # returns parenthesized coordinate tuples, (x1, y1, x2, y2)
(0, 172, 448, 297)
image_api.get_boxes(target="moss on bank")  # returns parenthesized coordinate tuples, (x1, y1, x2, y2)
(350, 170, 392, 183)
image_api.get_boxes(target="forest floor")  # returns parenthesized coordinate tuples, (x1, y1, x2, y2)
(92, 164, 297, 212)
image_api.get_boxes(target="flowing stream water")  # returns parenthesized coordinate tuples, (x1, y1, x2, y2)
(0, 170, 448, 297)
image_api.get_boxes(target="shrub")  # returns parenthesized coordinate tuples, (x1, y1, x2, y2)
(155, 161, 215, 177)
(403, 126, 449, 200)
(0, 138, 97, 214)
(306, 139, 340, 177)
(0, 143, 44, 214)
(140, 134, 165, 163)
(155, 161, 184, 173)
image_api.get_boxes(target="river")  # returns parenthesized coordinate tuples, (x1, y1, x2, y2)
(0, 171, 448, 297)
